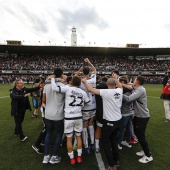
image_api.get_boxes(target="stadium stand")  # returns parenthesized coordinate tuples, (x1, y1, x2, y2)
(0, 45, 169, 84)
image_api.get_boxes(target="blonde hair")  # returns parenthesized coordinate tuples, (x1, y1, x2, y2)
(14, 79, 22, 87)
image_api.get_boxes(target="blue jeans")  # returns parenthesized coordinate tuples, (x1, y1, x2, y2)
(44, 119, 64, 156)
(118, 115, 132, 144)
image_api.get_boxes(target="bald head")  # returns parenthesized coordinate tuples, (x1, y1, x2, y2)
(107, 78, 116, 87)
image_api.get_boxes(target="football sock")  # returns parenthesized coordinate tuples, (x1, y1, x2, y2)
(82, 128, 88, 148)
(88, 125, 94, 144)
(77, 148, 82, 156)
(95, 139, 99, 148)
(68, 151, 74, 159)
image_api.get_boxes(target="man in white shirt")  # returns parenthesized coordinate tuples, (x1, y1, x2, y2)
(82, 73, 123, 170)
(51, 75, 90, 165)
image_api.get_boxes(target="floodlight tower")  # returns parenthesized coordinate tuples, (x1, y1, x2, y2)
(71, 27, 77, 46)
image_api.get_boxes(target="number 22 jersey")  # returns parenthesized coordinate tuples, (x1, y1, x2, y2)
(64, 86, 90, 118)
(51, 79, 90, 119)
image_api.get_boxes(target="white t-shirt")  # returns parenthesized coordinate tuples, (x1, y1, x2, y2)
(80, 73, 96, 111)
(100, 88, 123, 121)
(51, 78, 90, 118)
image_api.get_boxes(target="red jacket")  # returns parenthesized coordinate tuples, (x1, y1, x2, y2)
(162, 84, 170, 94)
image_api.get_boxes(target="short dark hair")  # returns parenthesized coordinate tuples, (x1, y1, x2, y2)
(83, 67, 90, 75)
(71, 76, 81, 87)
(54, 68, 63, 78)
(97, 75, 101, 81)
(112, 70, 119, 75)
(66, 76, 72, 84)
(136, 76, 145, 85)
(101, 77, 108, 82)
(35, 78, 40, 83)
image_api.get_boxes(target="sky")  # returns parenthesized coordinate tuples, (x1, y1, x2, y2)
(0, 0, 170, 48)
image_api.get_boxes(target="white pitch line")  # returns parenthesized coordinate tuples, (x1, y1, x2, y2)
(147, 96, 160, 98)
(95, 152, 105, 170)
(0, 96, 9, 98)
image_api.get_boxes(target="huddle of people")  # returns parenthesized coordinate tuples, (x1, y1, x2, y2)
(10, 58, 153, 170)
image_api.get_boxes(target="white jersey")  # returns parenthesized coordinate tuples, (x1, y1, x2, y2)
(100, 88, 123, 121)
(80, 73, 96, 111)
(51, 78, 90, 118)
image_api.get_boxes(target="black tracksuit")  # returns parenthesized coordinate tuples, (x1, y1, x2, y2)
(10, 86, 40, 139)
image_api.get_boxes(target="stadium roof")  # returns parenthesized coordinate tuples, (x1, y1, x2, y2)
(0, 45, 170, 56)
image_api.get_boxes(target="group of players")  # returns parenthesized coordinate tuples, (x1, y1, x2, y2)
(11, 58, 153, 170)
(32, 58, 105, 165)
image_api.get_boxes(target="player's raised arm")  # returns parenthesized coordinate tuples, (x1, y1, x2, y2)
(112, 72, 122, 89)
(82, 78, 100, 95)
(84, 58, 96, 73)
(74, 66, 83, 76)
(122, 83, 132, 90)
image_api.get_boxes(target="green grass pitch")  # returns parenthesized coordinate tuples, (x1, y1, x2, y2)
(0, 84, 170, 170)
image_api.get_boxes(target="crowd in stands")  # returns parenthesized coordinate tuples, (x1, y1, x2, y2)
(0, 55, 168, 84)
(0, 55, 169, 72)
(143, 76, 163, 84)
(0, 75, 37, 84)
(0, 74, 164, 84)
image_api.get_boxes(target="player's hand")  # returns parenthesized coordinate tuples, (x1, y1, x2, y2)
(47, 74, 55, 80)
(112, 73, 118, 79)
(84, 58, 90, 63)
(24, 93, 30, 97)
(60, 79, 65, 83)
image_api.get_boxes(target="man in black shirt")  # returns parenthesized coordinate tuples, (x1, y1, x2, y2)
(10, 79, 41, 141)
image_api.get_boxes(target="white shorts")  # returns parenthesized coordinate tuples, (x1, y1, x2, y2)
(64, 119, 83, 134)
(82, 110, 96, 121)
